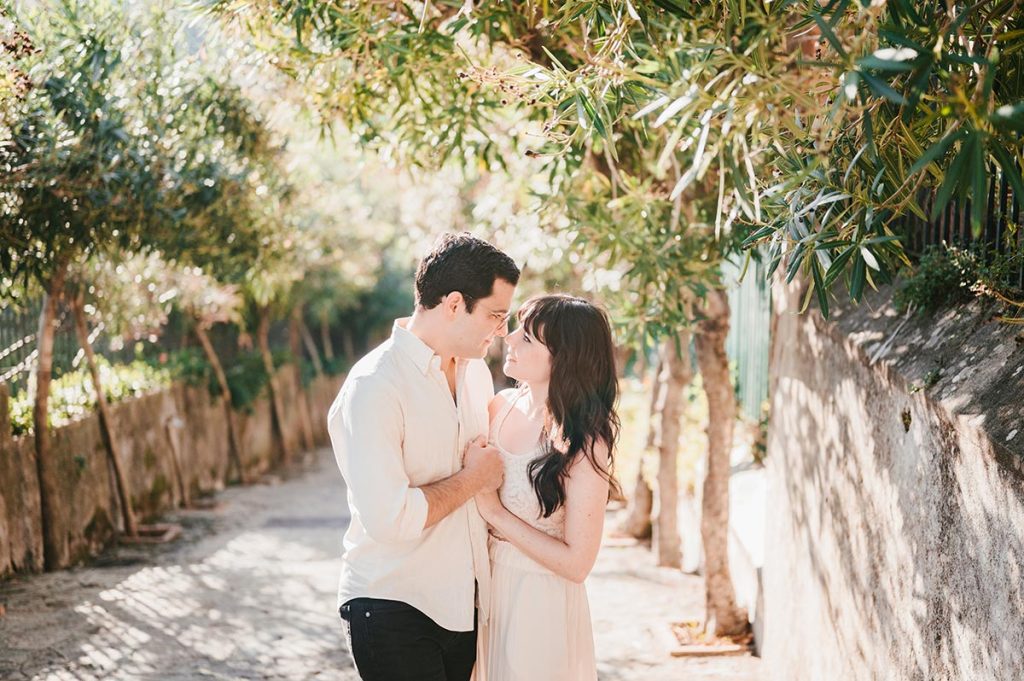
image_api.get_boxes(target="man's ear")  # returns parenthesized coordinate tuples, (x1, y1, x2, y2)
(442, 291, 464, 318)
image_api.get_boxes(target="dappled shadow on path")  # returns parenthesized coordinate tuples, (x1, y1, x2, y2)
(0, 450, 356, 681)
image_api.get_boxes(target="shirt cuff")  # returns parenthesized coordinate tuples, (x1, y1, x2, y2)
(399, 487, 429, 541)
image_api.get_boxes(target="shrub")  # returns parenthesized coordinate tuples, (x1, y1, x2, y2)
(8, 359, 172, 435)
(894, 246, 978, 315)
(895, 245, 1023, 317)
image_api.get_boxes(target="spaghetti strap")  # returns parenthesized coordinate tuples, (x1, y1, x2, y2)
(490, 387, 525, 439)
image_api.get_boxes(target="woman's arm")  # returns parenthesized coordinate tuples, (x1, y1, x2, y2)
(477, 440, 610, 584)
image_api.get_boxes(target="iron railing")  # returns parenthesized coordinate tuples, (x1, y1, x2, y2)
(901, 168, 1024, 290)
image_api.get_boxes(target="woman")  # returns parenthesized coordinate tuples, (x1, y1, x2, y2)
(474, 294, 620, 681)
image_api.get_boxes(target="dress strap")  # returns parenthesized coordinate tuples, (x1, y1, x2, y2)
(490, 386, 526, 439)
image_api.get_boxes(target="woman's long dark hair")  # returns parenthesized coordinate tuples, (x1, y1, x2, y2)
(518, 294, 621, 518)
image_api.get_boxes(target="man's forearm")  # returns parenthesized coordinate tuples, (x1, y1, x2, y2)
(420, 468, 484, 529)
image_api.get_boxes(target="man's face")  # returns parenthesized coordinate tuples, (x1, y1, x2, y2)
(449, 278, 516, 359)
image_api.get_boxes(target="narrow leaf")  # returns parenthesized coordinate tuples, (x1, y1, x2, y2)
(909, 128, 966, 176)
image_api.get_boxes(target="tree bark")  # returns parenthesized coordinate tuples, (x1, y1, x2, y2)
(0, 382, 10, 442)
(194, 324, 246, 483)
(653, 337, 692, 568)
(33, 262, 69, 569)
(288, 308, 316, 453)
(694, 283, 749, 637)
(341, 327, 356, 363)
(71, 294, 138, 537)
(319, 316, 334, 361)
(300, 320, 324, 376)
(163, 415, 189, 508)
(258, 307, 295, 464)
(620, 353, 664, 539)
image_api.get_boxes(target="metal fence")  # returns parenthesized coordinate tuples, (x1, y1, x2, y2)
(0, 299, 292, 397)
(0, 300, 81, 394)
(723, 255, 772, 422)
(901, 168, 1024, 289)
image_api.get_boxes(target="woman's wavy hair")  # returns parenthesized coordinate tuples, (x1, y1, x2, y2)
(518, 294, 621, 518)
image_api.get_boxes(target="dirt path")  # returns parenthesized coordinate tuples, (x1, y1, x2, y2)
(0, 448, 763, 680)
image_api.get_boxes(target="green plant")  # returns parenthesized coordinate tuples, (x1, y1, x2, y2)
(895, 246, 979, 314)
(8, 359, 172, 436)
(223, 351, 273, 413)
(896, 245, 1024, 316)
(152, 348, 216, 392)
(323, 355, 351, 377)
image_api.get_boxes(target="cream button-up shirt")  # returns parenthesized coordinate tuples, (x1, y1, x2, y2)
(328, 319, 494, 632)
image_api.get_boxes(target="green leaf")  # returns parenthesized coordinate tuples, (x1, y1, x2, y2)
(850, 255, 866, 302)
(991, 143, 1024, 202)
(909, 128, 967, 176)
(969, 135, 987, 237)
(742, 225, 775, 247)
(575, 94, 589, 130)
(811, 258, 830, 317)
(860, 72, 907, 105)
(932, 137, 972, 220)
(785, 242, 806, 283)
(823, 244, 857, 288)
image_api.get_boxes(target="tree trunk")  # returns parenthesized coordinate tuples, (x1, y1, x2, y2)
(194, 324, 246, 484)
(319, 315, 334, 361)
(653, 337, 693, 568)
(621, 353, 664, 539)
(341, 326, 355, 363)
(71, 294, 138, 537)
(258, 307, 295, 464)
(163, 415, 189, 508)
(300, 320, 324, 376)
(33, 262, 69, 569)
(694, 283, 749, 637)
(0, 382, 10, 441)
(289, 308, 316, 453)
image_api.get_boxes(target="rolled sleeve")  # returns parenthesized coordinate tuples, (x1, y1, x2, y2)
(328, 377, 428, 543)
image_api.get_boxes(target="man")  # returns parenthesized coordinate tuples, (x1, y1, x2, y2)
(328, 233, 521, 681)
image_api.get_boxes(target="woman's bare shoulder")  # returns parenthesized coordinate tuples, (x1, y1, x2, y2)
(488, 387, 520, 421)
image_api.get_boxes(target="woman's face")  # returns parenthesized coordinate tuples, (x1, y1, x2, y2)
(503, 324, 552, 384)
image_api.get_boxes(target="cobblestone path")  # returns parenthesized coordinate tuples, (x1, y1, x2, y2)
(0, 448, 763, 681)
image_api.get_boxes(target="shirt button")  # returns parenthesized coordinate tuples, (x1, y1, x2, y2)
(365, 612, 371, 618)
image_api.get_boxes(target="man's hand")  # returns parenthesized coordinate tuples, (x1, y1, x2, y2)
(420, 436, 504, 531)
(463, 436, 504, 492)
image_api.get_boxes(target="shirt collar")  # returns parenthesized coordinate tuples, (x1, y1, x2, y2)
(391, 318, 443, 375)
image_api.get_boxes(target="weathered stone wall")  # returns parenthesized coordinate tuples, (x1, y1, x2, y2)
(0, 370, 342, 578)
(762, 279, 1024, 681)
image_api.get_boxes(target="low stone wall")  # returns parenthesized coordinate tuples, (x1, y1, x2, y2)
(0, 369, 342, 578)
(762, 279, 1024, 680)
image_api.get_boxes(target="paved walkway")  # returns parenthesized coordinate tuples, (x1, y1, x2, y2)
(0, 448, 763, 680)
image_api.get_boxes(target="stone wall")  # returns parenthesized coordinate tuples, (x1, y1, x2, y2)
(762, 279, 1024, 680)
(0, 369, 343, 578)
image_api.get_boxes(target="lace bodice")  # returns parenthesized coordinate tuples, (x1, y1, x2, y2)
(491, 389, 566, 541)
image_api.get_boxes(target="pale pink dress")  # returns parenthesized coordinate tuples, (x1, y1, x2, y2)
(475, 389, 598, 681)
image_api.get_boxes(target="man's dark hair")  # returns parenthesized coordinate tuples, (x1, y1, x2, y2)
(415, 233, 520, 312)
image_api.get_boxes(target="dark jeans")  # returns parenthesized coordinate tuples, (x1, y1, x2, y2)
(339, 598, 476, 681)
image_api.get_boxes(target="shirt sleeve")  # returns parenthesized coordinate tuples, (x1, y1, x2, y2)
(328, 376, 428, 543)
